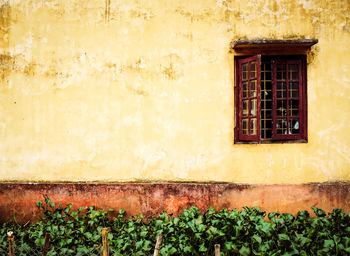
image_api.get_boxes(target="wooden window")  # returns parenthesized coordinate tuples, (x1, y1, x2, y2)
(235, 55, 307, 143)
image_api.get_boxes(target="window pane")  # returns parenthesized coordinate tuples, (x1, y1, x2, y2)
(261, 62, 272, 81)
(242, 63, 248, 80)
(289, 64, 299, 80)
(250, 80, 257, 97)
(277, 64, 286, 80)
(261, 61, 273, 140)
(261, 81, 272, 92)
(242, 118, 248, 134)
(289, 100, 299, 116)
(289, 118, 300, 134)
(250, 118, 257, 135)
(250, 99, 257, 116)
(277, 119, 287, 134)
(277, 100, 287, 116)
(242, 100, 248, 116)
(277, 82, 287, 98)
(242, 81, 248, 98)
(289, 82, 299, 98)
(250, 61, 256, 78)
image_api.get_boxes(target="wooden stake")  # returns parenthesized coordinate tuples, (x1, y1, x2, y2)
(42, 232, 50, 256)
(7, 231, 14, 256)
(214, 244, 220, 256)
(102, 228, 109, 256)
(153, 233, 163, 256)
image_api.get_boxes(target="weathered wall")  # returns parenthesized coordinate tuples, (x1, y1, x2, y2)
(0, 0, 349, 184)
(1, 183, 349, 222)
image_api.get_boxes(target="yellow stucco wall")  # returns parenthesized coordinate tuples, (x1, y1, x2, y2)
(0, 0, 349, 183)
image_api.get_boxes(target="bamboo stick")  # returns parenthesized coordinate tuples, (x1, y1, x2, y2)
(214, 244, 220, 256)
(102, 228, 109, 256)
(153, 233, 163, 256)
(42, 232, 51, 256)
(7, 231, 14, 256)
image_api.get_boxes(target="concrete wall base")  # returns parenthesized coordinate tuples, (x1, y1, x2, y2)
(0, 182, 349, 222)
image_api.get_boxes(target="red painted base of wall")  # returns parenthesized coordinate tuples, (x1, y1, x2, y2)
(0, 182, 349, 222)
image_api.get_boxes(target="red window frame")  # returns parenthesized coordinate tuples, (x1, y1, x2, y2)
(235, 55, 307, 143)
(238, 55, 261, 141)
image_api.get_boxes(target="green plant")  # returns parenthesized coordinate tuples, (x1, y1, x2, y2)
(1, 199, 349, 255)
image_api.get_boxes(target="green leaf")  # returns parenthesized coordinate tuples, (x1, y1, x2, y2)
(258, 242, 270, 252)
(93, 234, 100, 241)
(298, 236, 311, 246)
(278, 233, 290, 241)
(142, 240, 152, 251)
(184, 245, 192, 253)
(312, 206, 326, 217)
(333, 235, 340, 244)
(324, 239, 335, 248)
(85, 232, 92, 239)
(239, 246, 251, 256)
(199, 242, 207, 252)
(168, 247, 177, 254)
(252, 234, 262, 244)
(135, 240, 143, 250)
(45, 197, 51, 205)
(36, 200, 42, 209)
(225, 241, 234, 250)
(173, 217, 179, 225)
(207, 206, 216, 215)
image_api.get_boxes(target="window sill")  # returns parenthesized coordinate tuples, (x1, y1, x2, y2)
(234, 139, 308, 144)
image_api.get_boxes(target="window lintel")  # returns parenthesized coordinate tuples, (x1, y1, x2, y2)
(232, 39, 318, 54)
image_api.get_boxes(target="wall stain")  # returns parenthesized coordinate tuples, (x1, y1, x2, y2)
(161, 54, 184, 80)
(175, 7, 216, 23)
(1, 54, 39, 78)
(0, 2, 11, 82)
(0, 182, 349, 223)
(23, 61, 37, 77)
(105, 0, 111, 23)
(129, 9, 154, 20)
(307, 45, 320, 66)
(0, 2, 11, 46)
(162, 63, 178, 80)
(0, 54, 12, 81)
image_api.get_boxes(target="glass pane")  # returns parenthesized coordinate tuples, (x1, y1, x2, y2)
(261, 62, 272, 81)
(289, 118, 300, 134)
(250, 80, 257, 97)
(289, 100, 299, 116)
(250, 61, 257, 78)
(242, 81, 248, 98)
(242, 100, 248, 116)
(261, 61, 273, 140)
(277, 119, 287, 134)
(242, 118, 248, 135)
(277, 100, 287, 116)
(242, 63, 248, 80)
(262, 81, 272, 93)
(277, 82, 287, 98)
(277, 64, 286, 80)
(289, 64, 299, 80)
(250, 99, 257, 116)
(289, 82, 299, 98)
(250, 118, 257, 135)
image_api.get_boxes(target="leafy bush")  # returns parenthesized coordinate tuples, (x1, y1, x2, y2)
(1, 198, 350, 255)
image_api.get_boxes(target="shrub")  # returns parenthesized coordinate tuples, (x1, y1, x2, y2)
(1, 199, 350, 255)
